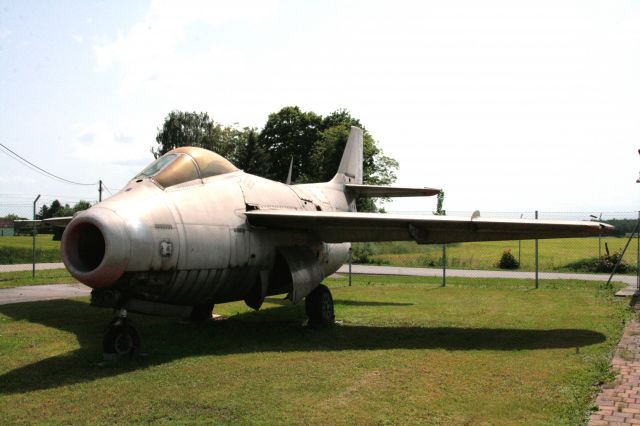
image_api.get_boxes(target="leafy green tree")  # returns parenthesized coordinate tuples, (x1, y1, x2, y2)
(1, 213, 21, 221)
(152, 107, 399, 211)
(236, 129, 268, 176)
(152, 111, 252, 163)
(257, 106, 323, 183)
(73, 200, 92, 212)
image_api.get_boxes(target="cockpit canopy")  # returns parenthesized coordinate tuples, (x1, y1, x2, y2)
(135, 147, 238, 188)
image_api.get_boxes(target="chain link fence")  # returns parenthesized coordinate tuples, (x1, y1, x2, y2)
(1, 204, 638, 284)
(0, 203, 69, 280)
(350, 211, 640, 284)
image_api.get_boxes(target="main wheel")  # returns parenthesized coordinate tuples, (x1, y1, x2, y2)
(305, 284, 335, 326)
(103, 319, 140, 359)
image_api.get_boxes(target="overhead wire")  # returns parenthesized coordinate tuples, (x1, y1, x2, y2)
(0, 143, 98, 186)
(101, 182, 114, 196)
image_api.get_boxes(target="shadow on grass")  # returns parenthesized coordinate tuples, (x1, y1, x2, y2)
(264, 296, 412, 307)
(0, 299, 606, 396)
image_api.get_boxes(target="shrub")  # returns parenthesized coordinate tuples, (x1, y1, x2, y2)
(350, 243, 387, 265)
(498, 249, 520, 269)
(563, 250, 631, 273)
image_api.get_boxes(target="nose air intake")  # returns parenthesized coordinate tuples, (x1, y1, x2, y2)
(65, 222, 105, 272)
(61, 208, 131, 289)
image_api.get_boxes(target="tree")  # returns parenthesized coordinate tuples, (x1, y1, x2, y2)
(151, 107, 399, 211)
(152, 111, 252, 163)
(256, 106, 323, 183)
(36, 200, 91, 239)
(236, 129, 268, 176)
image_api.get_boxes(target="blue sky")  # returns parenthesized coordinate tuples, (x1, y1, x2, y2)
(1, 0, 639, 216)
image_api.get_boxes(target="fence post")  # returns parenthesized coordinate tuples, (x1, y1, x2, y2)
(637, 211, 639, 292)
(535, 210, 539, 289)
(348, 246, 352, 287)
(32, 194, 41, 278)
(442, 243, 446, 287)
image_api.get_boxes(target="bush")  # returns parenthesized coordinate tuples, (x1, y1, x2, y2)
(498, 249, 520, 269)
(351, 243, 387, 265)
(564, 250, 631, 273)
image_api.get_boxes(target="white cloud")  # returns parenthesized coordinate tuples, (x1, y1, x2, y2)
(71, 122, 149, 165)
(72, 34, 83, 43)
(0, 27, 11, 40)
(85, 0, 640, 212)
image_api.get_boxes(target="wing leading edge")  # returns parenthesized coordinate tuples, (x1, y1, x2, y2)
(245, 210, 613, 244)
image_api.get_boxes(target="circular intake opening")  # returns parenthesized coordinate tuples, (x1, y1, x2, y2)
(65, 222, 106, 273)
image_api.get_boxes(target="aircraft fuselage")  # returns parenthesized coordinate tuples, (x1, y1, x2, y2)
(62, 170, 351, 311)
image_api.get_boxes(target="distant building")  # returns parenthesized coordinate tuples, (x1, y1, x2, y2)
(0, 219, 15, 237)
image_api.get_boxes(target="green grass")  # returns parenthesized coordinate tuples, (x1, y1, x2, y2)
(0, 235, 61, 264)
(359, 237, 639, 272)
(0, 275, 628, 425)
(0, 269, 76, 288)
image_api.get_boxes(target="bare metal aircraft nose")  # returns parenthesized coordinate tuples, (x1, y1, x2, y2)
(61, 207, 131, 289)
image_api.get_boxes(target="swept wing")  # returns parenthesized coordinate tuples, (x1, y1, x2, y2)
(245, 210, 612, 244)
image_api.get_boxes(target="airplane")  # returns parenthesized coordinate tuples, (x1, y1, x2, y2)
(36, 126, 612, 359)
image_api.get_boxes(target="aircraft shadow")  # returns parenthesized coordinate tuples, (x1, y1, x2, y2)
(0, 299, 606, 396)
(265, 297, 412, 307)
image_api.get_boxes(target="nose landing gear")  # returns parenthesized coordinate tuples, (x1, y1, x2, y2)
(103, 308, 140, 361)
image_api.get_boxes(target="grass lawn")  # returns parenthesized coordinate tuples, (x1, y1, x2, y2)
(0, 269, 76, 289)
(0, 235, 62, 264)
(0, 275, 629, 425)
(360, 237, 639, 272)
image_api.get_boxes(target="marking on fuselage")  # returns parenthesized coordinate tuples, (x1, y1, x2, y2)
(160, 240, 173, 257)
(155, 224, 173, 230)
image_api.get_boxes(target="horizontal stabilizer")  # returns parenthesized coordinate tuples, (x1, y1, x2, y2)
(246, 210, 613, 244)
(345, 184, 440, 198)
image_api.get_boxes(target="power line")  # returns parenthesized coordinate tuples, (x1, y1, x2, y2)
(0, 143, 98, 186)
(101, 182, 114, 196)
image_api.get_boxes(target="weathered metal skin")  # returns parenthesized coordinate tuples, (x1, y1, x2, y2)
(61, 167, 351, 309)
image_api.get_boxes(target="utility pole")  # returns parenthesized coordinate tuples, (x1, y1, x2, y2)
(99, 179, 103, 202)
(32, 194, 41, 278)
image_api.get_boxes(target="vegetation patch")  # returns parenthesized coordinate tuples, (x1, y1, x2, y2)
(563, 251, 632, 274)
(0, 275, 628, 424)
(0, 269, 76, 289)
(0, 235, 62, 264)
(498, 248, 520, 269)
(354, 237, 638, 273)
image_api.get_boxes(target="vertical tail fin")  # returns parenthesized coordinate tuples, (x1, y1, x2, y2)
(332, 126, 363, 184)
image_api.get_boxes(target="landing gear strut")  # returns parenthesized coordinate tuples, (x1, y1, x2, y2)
(305, 284, 335, 326)
(103, 308, 140, 360)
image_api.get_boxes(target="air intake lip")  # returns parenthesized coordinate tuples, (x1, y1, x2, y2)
(65, 222, 105, 273)
(61, 208, 130, 289)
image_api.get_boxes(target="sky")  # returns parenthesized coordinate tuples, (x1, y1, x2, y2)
(1, 0, 639, 218)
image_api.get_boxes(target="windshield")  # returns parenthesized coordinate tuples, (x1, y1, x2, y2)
(139, 154, 178, 177)
(134, 147, 238, 188)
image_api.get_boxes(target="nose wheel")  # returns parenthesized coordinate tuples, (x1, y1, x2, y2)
(305, 284, 335, 327)
(103, 309, 140, 361)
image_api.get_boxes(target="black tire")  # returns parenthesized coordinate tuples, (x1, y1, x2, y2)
(305, 284, 335, 326)
(103, 320, 140, 358)
(190, 303, 214, 322)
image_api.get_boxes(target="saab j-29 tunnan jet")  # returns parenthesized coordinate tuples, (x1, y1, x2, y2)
(44, 127, 612, 358)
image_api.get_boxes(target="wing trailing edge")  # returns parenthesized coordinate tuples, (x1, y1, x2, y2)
(245, 210, 613, 244)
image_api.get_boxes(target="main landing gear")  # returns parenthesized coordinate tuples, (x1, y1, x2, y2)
(103, 308, 140, 361)
(305, 284, 335, 327)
